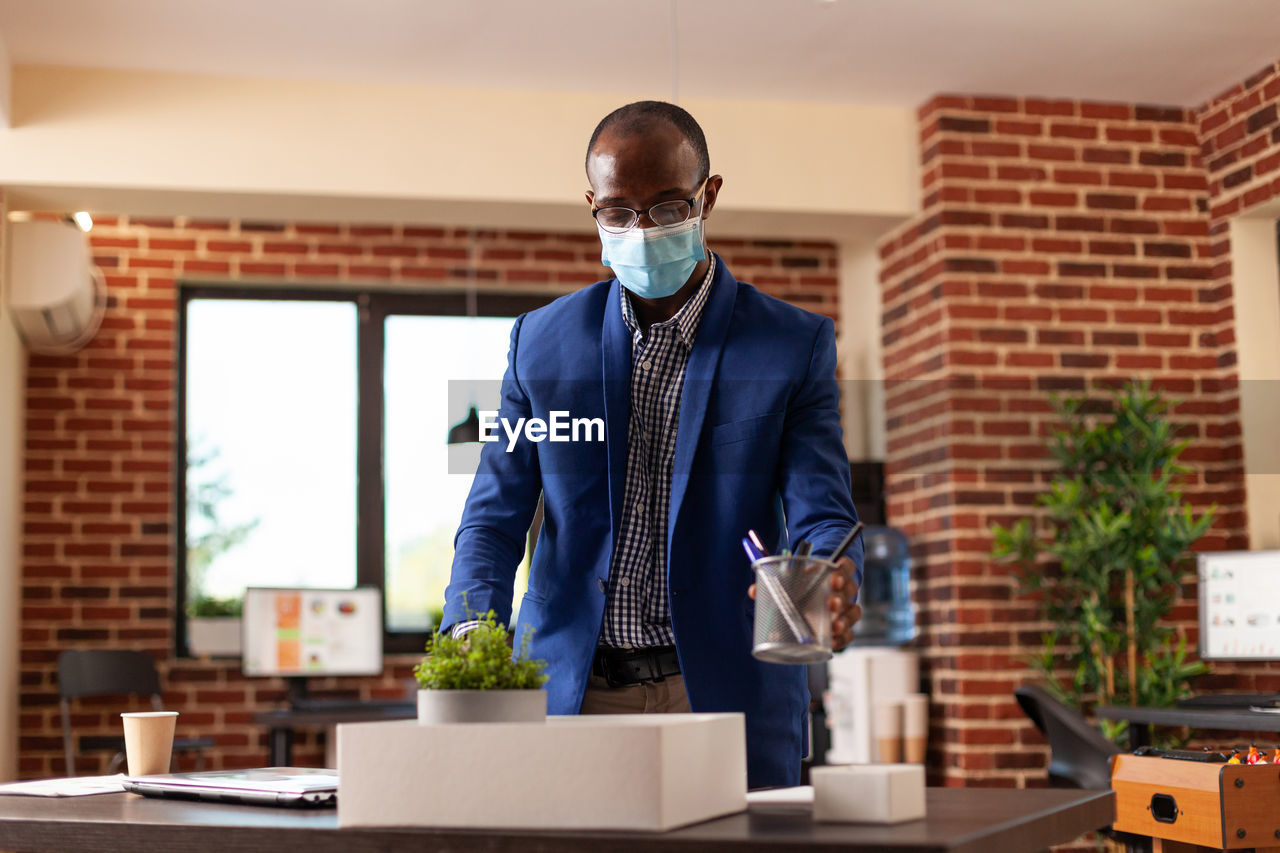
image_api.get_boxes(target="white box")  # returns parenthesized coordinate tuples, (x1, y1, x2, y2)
(811, 763, 926, 824)
(337, 713, 747, 832)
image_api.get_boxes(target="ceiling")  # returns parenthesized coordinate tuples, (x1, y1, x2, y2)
(1, 0, 1279, 108)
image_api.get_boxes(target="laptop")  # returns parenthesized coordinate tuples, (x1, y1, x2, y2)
(122, 767, 338, 807)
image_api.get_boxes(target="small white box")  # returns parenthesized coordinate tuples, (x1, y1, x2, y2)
(337, 713, 746, 832)
(810, 763, 926, 824)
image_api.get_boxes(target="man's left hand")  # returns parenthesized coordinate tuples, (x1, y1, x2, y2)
(828, 556, 861, 651)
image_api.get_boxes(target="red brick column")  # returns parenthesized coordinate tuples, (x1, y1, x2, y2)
(878, 96, 1247, 787)
(1191, 61, 1280, 695)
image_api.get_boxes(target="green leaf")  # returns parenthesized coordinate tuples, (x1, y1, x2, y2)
(414, 610, 549, 691)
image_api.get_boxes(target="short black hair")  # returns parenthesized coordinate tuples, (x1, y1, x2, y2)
(585, 100, 710, 180)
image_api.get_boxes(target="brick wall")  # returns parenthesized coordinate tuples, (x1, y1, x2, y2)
(1189, 61, 1280, 696)
(17, 215, 838, 778)
(878, 95, 1252, 788)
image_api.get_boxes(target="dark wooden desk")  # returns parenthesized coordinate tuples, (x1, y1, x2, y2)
(0, 788, 1111, 853)
(1097, 704, 1280, 751)
(252, 704, 416, 766)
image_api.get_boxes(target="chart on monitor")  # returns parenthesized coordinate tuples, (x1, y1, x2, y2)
(1199, 551, 1280, 660)
(242, 586, 383, 679)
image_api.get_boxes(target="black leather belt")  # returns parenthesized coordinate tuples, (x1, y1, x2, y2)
(592, 645, 681, 688)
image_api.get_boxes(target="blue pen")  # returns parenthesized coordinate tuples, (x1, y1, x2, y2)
(741, 537, 766, 564)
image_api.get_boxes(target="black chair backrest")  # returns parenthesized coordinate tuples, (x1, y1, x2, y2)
(57, 650, 163, 701)
(1015, 684, 1120, 790)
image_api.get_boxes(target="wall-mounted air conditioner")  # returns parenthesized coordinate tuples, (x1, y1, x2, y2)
(4, 219, 106, 354)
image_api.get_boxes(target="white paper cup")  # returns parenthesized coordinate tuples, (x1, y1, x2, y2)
(902, 693, 928, 764)
(874, 702, 902, 763)
(121, 711, 177, 776)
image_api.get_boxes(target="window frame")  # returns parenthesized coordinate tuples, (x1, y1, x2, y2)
(175, 284, 556, 658)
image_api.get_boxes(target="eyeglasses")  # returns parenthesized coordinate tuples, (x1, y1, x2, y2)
(591, 180, 708, 234)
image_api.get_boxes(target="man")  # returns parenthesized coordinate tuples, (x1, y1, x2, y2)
(443, 101, 862, 788)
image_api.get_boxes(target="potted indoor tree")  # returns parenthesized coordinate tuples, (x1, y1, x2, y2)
(991, 380, 1214, 743)
(413, 610, 549, 724)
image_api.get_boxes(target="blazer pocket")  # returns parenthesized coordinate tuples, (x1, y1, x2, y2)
(710, 411, 784, 447)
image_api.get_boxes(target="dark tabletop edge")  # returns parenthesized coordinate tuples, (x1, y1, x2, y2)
(943, 789, 1113, 853)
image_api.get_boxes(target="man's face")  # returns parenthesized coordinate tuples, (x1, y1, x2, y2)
(585, 122, 718, 227)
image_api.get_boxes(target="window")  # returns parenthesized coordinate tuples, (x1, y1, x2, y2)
(177, 288, 555, 655)
(382, 314, 531, 632)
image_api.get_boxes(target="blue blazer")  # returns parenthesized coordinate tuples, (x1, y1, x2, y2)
(443, 255, 862, 788)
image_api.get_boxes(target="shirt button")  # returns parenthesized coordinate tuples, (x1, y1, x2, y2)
(635, 500, 644, 513)
(620, 578, 631, 587)
(641, 360, 652, 371)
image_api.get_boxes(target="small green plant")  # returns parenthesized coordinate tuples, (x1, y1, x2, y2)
(992, 380, 1214, 743)
(187, 595, 243, 618)
(414, 611, 548, 691)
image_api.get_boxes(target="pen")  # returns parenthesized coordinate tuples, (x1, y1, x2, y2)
(743, 534, 814, 644)
(795, 522, 867, 602)
(755, 566, 815, 645)
(827, 522, 865, 564)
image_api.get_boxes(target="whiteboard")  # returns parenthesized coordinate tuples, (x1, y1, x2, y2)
(1199, 551, 1280, 661)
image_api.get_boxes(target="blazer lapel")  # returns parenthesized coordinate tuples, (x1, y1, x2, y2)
(601, 280, 632, 570)
(667, 255, 735, 551)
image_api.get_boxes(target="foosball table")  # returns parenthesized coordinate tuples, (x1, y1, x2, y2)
(1112, 747, 1280, 852)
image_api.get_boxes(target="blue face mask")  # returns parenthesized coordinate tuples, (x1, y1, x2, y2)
(598, 217, 706, 300)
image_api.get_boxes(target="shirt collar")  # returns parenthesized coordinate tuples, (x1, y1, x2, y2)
(619, 254, 716, 350)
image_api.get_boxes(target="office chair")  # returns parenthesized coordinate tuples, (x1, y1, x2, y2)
(57, 649, 215, 776)
(1015, 684, 1120, 789)
(1015, 685, 1149, 852)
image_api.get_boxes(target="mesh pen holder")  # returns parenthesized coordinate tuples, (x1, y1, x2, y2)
(751, 554, 836, 664)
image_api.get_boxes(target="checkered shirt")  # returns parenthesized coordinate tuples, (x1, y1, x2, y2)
(599, 256, 717, 649)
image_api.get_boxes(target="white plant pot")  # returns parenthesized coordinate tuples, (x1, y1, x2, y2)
(187, 617, 242, 657)
(416, 689, 547, 725)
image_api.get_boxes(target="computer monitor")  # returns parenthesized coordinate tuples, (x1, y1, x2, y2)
(242, 587, 383, 678)
(1199, 550, 1280, 661)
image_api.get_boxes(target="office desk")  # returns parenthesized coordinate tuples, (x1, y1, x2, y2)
(1097, 704, 1280, 751)
(253, 704, 416, 766)
(0, 788, 1111, 853)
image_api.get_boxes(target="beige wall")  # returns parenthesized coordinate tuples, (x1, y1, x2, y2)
(0, 66, 917, 240)
(0, 34, 10, 128)
(836, 240, 885, 461)
(0, 196, 21, 782)
(1229, 216, 1280, 549)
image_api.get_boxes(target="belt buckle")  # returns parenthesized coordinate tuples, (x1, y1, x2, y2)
(599, 654, 631, 689)
(600, 650, 665, 688)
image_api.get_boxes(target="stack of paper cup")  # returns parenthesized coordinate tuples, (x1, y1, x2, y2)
(874, 702, 901, 763)
(872, 694, 929, 764)
(120, 711, 178, 776)
(903, 694, 928, 764)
